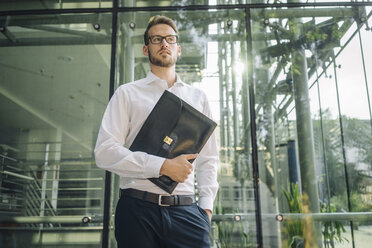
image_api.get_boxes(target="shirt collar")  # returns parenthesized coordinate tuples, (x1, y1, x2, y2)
(145, 71, 186, 87)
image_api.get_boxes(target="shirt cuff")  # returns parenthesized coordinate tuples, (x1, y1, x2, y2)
(198, 196, 214, 213)
(143, 154, 166, 178)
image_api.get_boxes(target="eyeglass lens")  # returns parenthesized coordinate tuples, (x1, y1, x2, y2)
(150, 35, 178, 44)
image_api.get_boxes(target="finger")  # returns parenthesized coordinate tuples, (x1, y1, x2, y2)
(180, 176, 186, 183)
(184, 153, 198, 160)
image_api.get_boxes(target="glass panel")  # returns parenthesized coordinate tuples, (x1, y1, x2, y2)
(120, 0, 247, 7)
(119, 0, 357, 7)
(0, 13, 111, 247)
(119, 0, 291, 7)
(252, 5, 372, 248)
(1, 3, 371, 248)
(113, 9, 257, 247)
(337, 13, 372, 248)
(0, 0, 112, 11)
(365, 7, 372, 109)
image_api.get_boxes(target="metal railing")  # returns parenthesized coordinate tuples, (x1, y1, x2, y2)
(0, 154, 104, 220)
(1, 212, 372, 225)
(213, 212, 372, 222)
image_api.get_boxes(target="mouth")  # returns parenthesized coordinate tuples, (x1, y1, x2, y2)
(158, 49, 171, 55)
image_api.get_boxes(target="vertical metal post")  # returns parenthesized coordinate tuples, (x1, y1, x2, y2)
(40, 143, 49, 218)
(240, 40, 252, 216)
(51, 129, 62, 210)
(223, 41, 232, 158)
(240, 42, 250, 156)
(217, 21, 226, 158)
(290, 36, 320, 203)
(288, 1, 321, 245)
(291, 44, 322, 248)
(252, 0, 280, 244)
(231, 41, 239, 150)
(121, 23, 134, 84)
(287, 140, 301, 189)
(245, 7, 263, 248)
(263, 93, 281, 248)
(231, 40, 243, 211)
(102, 0, 118, 248)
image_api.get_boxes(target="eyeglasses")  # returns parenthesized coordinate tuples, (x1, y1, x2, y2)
(148, 35, 178, 44)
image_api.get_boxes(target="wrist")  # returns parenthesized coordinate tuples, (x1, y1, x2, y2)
(159, 159, 169, 176)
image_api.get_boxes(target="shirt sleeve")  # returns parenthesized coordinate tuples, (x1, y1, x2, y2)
(195, 92, 219, 212)
(94, 87, 165, 179)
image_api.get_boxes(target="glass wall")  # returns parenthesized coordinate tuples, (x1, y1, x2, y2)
(0, 12, 111, 247)
(0, 1, 371, 248)
(0, 0, 112, 11)
(252, 5, 372, 248)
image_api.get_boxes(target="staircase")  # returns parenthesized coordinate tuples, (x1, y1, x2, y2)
(0, 151, 105, 248)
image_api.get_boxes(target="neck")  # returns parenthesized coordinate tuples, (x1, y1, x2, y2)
(150, 64, 177, 88)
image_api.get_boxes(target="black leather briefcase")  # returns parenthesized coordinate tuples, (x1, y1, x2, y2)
(129, 90, 217, 194)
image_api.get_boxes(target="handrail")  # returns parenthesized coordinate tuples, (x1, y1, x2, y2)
(0, 170, 34, 180)
(2, 212, 372, 224)
(0, 215, 102, 224)
(0, 153, 17, 161)
(212, 212, 372, 222)
(0, 226, 103, 231)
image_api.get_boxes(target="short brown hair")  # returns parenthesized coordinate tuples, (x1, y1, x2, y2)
(144, 15, 178, 45)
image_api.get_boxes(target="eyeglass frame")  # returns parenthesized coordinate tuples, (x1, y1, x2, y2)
(148, 35, 179, 45)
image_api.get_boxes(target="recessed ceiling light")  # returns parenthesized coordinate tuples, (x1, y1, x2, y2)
(58, 56, 73, 62)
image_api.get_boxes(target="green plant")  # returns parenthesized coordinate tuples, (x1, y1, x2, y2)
(282, 183, 304, 248)
(282, 183, 349, 248)
(320, 202, 348, 248)
(214, 205, 254, 248)
(214, 205, 233, 248)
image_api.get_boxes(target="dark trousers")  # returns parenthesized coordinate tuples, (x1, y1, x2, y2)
(115, 195, 211, 248)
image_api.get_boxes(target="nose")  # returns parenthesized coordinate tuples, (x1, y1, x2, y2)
(161, 38, 169, 46)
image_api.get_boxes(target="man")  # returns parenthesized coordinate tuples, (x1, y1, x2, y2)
(94, 15, 219, 248)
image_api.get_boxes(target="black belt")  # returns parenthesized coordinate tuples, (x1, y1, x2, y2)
(120, 188, 195, 206)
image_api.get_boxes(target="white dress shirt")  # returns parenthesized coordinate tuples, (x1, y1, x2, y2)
(94, 71, 219, 211)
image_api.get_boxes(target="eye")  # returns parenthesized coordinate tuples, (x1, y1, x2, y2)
(167, 36, 176, 43)
(152, 36, 162, 43)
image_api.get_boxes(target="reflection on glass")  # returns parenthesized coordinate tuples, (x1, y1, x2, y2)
(119, 0, 251, 7)
(0, 13, 111, 248)
(0, 2, 371, 248)
(0, 0, 112, 11)
(252, 5, 372, 248)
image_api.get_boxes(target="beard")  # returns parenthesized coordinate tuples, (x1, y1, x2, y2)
(148, 47, 178, 68)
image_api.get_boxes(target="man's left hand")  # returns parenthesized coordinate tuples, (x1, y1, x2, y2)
(204, 209, 212, 222)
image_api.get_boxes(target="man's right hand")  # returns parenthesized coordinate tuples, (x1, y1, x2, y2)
(159, 154, 198, 182)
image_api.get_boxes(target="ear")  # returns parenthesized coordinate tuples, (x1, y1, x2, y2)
(177, 44, 181, 57)
(143, 45, 149, 56)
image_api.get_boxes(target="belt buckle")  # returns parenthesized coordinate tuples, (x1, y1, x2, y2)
(158, 195, 170, 206)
